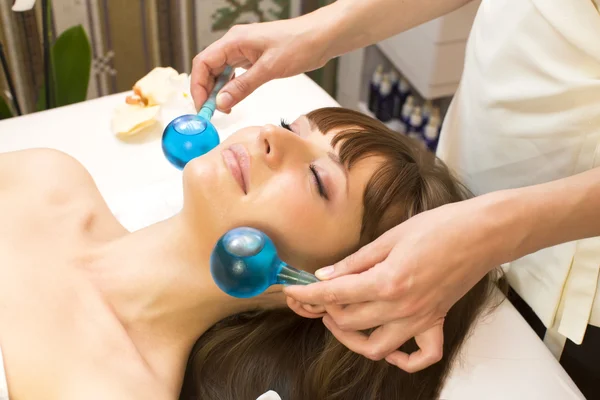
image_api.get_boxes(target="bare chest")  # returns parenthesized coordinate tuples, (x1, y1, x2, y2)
(0, 195, 150, 399)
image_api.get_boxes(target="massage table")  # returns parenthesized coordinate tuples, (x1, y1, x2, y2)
(0, 72, 586, 400)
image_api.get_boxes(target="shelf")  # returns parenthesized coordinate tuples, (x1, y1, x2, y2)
(356, 101, 440, 155)
(373, 1, 480, 100)
(376, 40, 462, 100)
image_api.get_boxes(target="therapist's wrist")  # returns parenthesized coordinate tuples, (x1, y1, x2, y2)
(475, 166, 600, 269)
(474, 189, 535, 268)
(504, 167, 600, 259)
(299, 2, 359, 63)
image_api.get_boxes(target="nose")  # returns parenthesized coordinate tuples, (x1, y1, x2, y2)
(258, 124, 308, 169)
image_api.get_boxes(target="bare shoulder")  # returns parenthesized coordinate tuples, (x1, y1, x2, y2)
(0, 148, 126, 238)
(0, 148, 96, 195)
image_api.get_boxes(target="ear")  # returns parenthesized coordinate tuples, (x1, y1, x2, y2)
(286, 296, 326, 319)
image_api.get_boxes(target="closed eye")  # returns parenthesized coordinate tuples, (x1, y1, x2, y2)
(310, 164, 328, 200)
(281, 118, 329, 200)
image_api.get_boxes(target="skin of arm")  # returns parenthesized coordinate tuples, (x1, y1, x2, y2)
(310, 0, 475, 61)
(491, 166, 600, 265)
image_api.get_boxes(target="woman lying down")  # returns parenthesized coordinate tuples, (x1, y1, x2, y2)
(0, 107, 501, 400)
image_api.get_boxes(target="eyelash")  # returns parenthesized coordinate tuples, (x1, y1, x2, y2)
(280, 118, 328, 201)
(280, 119, 291, 131)
(310, 164, 328, 200)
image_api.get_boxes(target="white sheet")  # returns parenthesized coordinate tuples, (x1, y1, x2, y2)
(0, 72, 585, 400)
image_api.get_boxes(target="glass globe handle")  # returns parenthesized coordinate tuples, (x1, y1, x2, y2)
(275, 262, 320, 286)
(198, 66, 234, 121)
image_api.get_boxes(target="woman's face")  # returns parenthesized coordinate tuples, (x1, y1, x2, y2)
(182, 116, 380, 270)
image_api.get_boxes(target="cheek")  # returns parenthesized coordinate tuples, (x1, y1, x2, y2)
(221, 126, 259, 146)
(238, 174, 354, 268)
(244, 173, 315, 228)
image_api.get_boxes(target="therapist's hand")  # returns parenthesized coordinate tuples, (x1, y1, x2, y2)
(190, 16, 330, 113)
(285, 194, 519, 372)
(191, 0, 475, 112)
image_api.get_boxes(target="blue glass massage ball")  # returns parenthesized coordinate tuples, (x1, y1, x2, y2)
(211, 227, 280, 298)
(161, 114, 220, 170)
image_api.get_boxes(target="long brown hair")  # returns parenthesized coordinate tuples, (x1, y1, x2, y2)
(179, 108, 501, 400)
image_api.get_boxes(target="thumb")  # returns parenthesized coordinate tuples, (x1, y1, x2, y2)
(216, 59, 273, 111)
(316, 235, 394, 280)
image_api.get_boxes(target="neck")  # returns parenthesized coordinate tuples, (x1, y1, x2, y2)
(86, 211, 264, 358)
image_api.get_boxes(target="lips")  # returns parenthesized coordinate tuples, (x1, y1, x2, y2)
(222, 144, 250, 194)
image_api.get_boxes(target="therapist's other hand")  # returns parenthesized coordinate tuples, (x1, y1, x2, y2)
(285, 196, 513, 372)
(191, 17, 330, 113)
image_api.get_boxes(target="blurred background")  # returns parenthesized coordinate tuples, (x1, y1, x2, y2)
(0, 0, 480, 151)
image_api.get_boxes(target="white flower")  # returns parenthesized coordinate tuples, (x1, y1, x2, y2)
(111, 67, 195, 138)
(12, 0, 37, 12)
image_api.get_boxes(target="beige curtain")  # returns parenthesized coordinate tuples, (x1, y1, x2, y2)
(1, 0, 337, 117)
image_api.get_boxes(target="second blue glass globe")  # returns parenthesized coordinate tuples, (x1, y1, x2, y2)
(161, 66, 233, 169)
(210, 227, 319, 298)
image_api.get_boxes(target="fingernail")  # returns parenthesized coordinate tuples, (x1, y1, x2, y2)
(316, 266, 334, 280)
(216, 92, 233, 110)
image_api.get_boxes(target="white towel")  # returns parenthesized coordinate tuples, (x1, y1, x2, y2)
(256, 390, 281, 400)
(104, 178, 184, 232)
(0, 346, 9, 400)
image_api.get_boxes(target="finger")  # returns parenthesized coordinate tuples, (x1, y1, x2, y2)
(190, 39, 236, 111)
(314, 234, 395, 281)
(216, 58, 273, 111)
(326, 301, 397, 331)
(303, 303, 326, 315)
(191, 63, 228, 112)
(286, 297, 325, 319)
(323, 315, 411, 362)
(190, 59, 212, 112)
(384, 322, 444, 373)
(284, 269, 380, 305)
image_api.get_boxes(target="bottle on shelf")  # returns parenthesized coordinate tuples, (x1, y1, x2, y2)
(423, 107, 442, 152)
(368, 65, 384, 113)
(398, 95, 415, 134)
(376, 75, 394, 122)
(394, 77, 412, 118)
(388, 70, 399, 95)
(422, 100, 434, 125)
(407, 106, 425, 145)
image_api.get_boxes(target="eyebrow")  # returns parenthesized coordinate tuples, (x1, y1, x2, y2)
(328, 151, 349, 195)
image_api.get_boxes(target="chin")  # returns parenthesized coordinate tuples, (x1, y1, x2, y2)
(181, 152, 244, 233)
(182, 154, 214, 192)
(183, 154, 221, 207)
